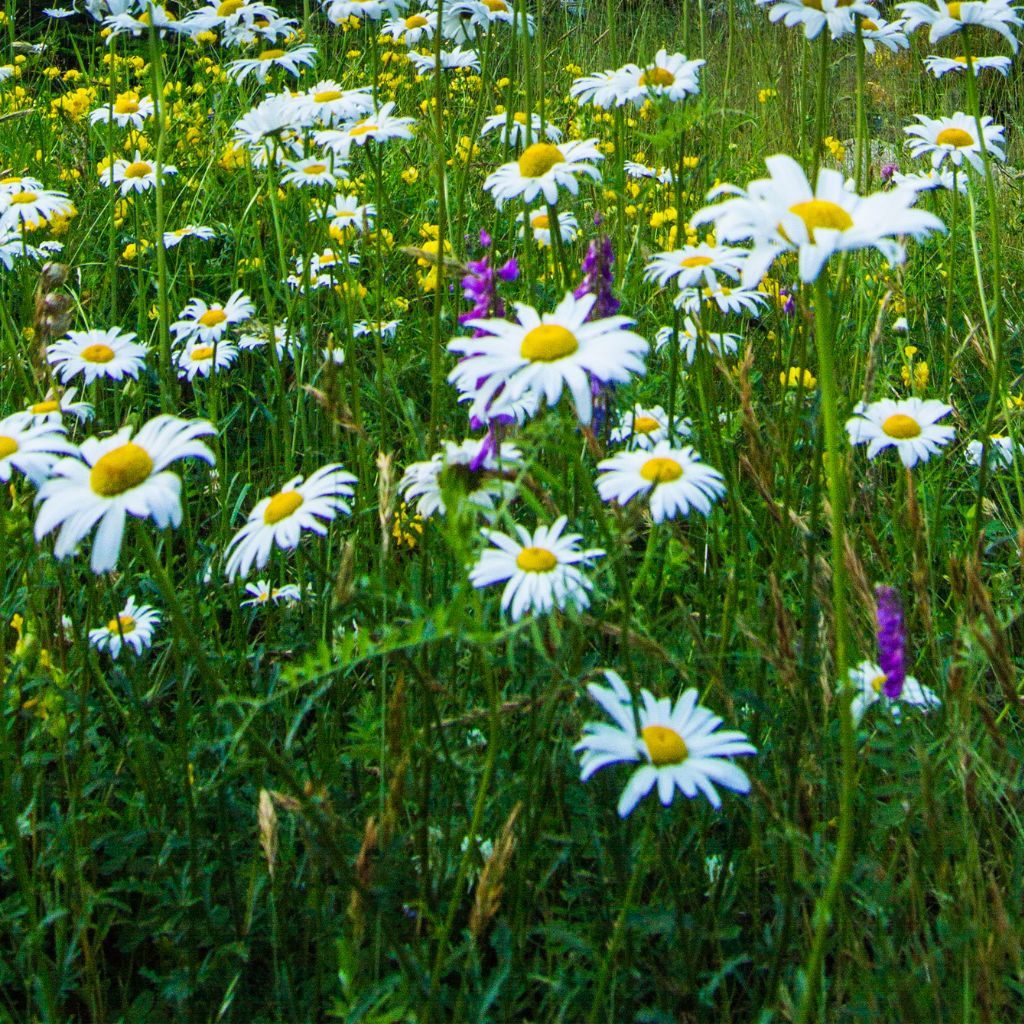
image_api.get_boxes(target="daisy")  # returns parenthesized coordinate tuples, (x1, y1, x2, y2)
(225, 43, 318, 84)
(859, 15, 910, 51)
(162, 224, 216, 248)
(967, 435, 1019, 467)
(655, 320, 741, 363)
(480, 111, 562, 148)
(758, 0, 879, 39)
(105, 152, 178, 196)
(631, 50, 705, 102)
(483, 138, 603, 208)
(232, 93, 309, 162)
(0, 186, 75, 233)
(318, 194, 376, 234)
(224, 464, 357, 580)
(352, 318, 400, 338)
(408, 45, 481, 73)
(692, 154, 945, 285)
(399, 437, 523, 519)
(675, 284, 768, 317)
(47, 327, 148, 385)
(327, 0, 408, 22)
(447, 291, 648, 427)
(569, 68, 638, 109)
(596, 441, 725, 522)
(644, 243, 748, 291)
(438, 0, 490, 40)
(34, 415, 215, 574)
(238, 321, 300, 357)
(23, 388, 94, 424)
(905, 113, 1005, 173)
(845, 397, 955, 468)
(88, 91, 154, 129)
(240, 580, 303, 606)
(314, 102, 415, 159)
(609, 406, 671, 449)
(517, 207, 579, 247)
(0, 413, 76, 485)
(104, 3, 189, 38)
(177, 338, 239, 380)
(922, 53, 1012, 76)
(575, 669, 756, 816)
(297, 81, 375, 126)
(891, 168, 969, 193)
(0, 228, 51, 271)
(383, 10, 438, 44)
(281, 156, 346, 189)
(847, 659, 940, 725)
(897, 0, 1023, 51)
(287, 248, 361, 291)
(89, 596, 161, 659)
(469, 516, 604, 621)
(170, 291, 255, 347)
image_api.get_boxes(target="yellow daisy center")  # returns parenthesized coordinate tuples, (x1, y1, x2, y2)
(860, 17, 879, 29)
(349, 122, 379, 137)
(90, 443, 154, 497)
(642, 724, 689, 766)
(936, 127, 974, 148)
(107, 613, 137, 634)
(190, 345, 215, 361)
(515, 546, 557, 572)
(947, 1, 962, 17)
(870, 673, 887, 694)
(483, 0, 508, 9)
(531, 213, 550, 229)
(404, 13, 428, 26)
(259, 48, 286, 60)
(882, 413, 922, 439)
(0, 436, 18, 459)
(952, 55, 969, 63)
(30, 400, 60, 414)
(124, 161, 152, 179)
(639, 66, 675, 87)
(264, 490, 304, 524)
(114, 94, 140, 114)
(520, 324, 578, 361)
(517, 142, 565, 178)
(640, 457, 683, 483)
(199, 308, 227, 327)
(314, 88, 343, 102)
(633, 415, 660, 434)
(680, 254, 714, 268)
(10, 192, 37, 205)
(787, 199, 853, 242)
(303, 163, 328, 174)
(217, 0, 244, 15)
(81, 343, 116, 363)
(513, 111, 527, 124)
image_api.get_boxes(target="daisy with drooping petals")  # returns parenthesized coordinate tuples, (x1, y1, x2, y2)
(483, 139, 603, 208)
(177, 339, 240, 381)
(847, 659, 940, 725)
(105, 152, 178, 196)
(644, 243, 748, 291)
(897, 0, 1023, 51)
(609, 406, 671, 449)
(905, 112, 1005, 173)
(399, 437, 523, 519)
(447, 291, 648, 427)
(34, 415, 215, 574)
(170, 291, 255, 347)
(845, 397, 955, 468)
(596, 442, 726, 522)
(480, 111, 562, 148)
(89, 596, 161, 659)
(47, 327, 148, 385)
(0, 413, 76, 485)
(517, 207, 579, 247)
(575, 669, 756, 817)
(224, 464, 357, 580)
(922, 53, 1012, 76)
(408, 45, 481, 73)
(241, 580, 303, 607)
(692, 154, 945, 285)
(858, 15, 910, 51)
(469, 516, 604, 621)
(225, 43, 318, 84)
(23, 388, 94, 424)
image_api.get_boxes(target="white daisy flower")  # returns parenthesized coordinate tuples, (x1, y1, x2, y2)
(480, 111, 562, 148)
(858, 15, 910, 51)
(224, 464, 357, 580)
(88, 91, 154, 129)
(847, 659, 940, 725)
(225, 43, 318, 84)
(0, 185, 75, 233)
(438, 0, 490, 40)
(692, 154, 945, 285)
(238, 321, 300, 358)
(352, 319, 400, 338)
(596, 441, 725, 521)
(314, 102, 416, 159)
(297, 80, 375, 126)
(569, 68, 637, 109)
(517, 206, 579, 247)
(758, 0, 879, 39)
(170, 290, 255, 347)
(23, 388, 94, 424)
(674, 284, 768, 317)
(0, 413, 76, 485)
(469, 516, 604, 621)
(89, 596, 161, 659)
(484, 139, 603, 207)
(897, 0, 1022, 51)
(34, 415, 215, 574)
(609, 406, 672, 449)
(317, 194, 376, 234)
(575, 669, 756, 816)
(399, 437, 523, 519)
(383, 10, 438, 44)
(905, 112, 1005, 173)
(281, 156, 346, 189)
(891, 168, 969, 193)
(231, 93, 309, 162)
(47, 327, 148, 385)
(240, 580, 303, 607)
(644, 243, 748, 291)
(966, 435, 1019, 468)
(177, 338, 239, 380)
(162, 224, 216, 248)
(327, 0, 408, 23)
(105, 152, 178, 196)
(287, 248, 361, 291)
(845, 397, 955, 468)
(447, 291, 648, 427)
(103, 3, 189, 38)
(922, 53, 1012, 76)
(655, 320, 742, 363)
(408, 45, 481, 73)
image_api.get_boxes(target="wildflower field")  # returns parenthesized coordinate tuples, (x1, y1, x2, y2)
(3, 0, 1024, 1018)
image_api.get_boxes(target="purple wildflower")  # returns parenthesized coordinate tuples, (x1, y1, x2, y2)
(574, 234, 620, 320)
(875, 586, 906, 699)
(459, 231, 519, 336)
(881, 162, 899, 184)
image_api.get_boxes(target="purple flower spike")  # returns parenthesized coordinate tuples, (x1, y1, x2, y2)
(875, 586, 906, 699)
(574, 235, 620, 320)
(881, 162, 899, 184)
(459, 239, 514, 335)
